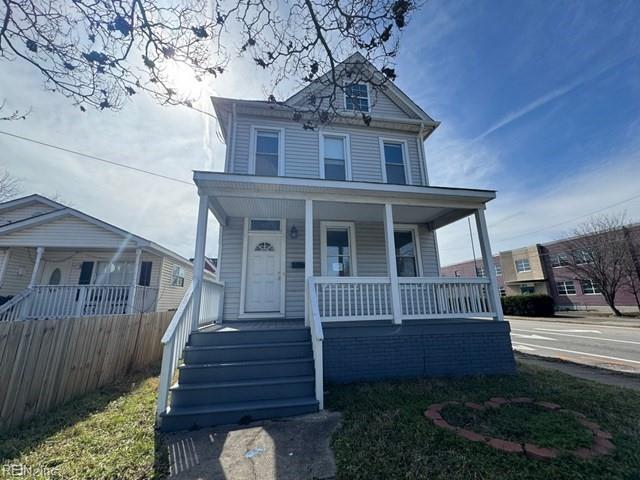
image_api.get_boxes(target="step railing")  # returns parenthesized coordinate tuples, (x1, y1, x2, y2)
(156, 278, 225, 418)
(307, 277, 324, 409)
(312, 277, 393, 321)
(399, 277, 495, 319)
(0, 289, 34, 322)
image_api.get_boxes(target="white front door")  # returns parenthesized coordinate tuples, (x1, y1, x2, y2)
(245, 234, 282, 313)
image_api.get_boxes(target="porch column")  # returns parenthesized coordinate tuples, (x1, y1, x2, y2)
(128, 248, 142, 314)
(474, 208, 504, 321)
(383, 204, 402, 324)
(191, 194, 209, 331)
(29, 247, 44, 287)
(304, 199, 314, 327)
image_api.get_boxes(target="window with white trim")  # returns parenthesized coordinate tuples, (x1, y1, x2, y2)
(394, 229, 418, 277)
(344, 84, 369, 112)
(499, 287, 506, 297)
(515, 258, 531, 273)
(95, 261, 134, 285)
(475, 265, 486, 277)
(254, 129, 280, 176)
(321, 223, 355, 277)
(574, 249, 592, 265)
(520, 283, 535, 295)
(382, 141, 406, 185)
(550, 253, 570, 267)
(322, 135, 348, 180)
(556, 280, 576, 295)
(581, 279, 601, 295)
(494, 262, 502, 276)
(172, 265, 185, 287)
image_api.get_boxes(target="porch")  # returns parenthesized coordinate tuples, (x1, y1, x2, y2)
(155, 173, 512, 428)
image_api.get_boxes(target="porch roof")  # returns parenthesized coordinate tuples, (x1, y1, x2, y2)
(193, 172, 496, 229)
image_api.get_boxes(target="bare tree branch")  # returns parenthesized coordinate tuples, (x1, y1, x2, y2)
(0, 168, 21, 201)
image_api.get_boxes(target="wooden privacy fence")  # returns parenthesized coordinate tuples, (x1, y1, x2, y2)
(0, 310, 173, 432)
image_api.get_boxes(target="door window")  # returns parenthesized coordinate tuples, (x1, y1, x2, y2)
(48, 268, 62, 285)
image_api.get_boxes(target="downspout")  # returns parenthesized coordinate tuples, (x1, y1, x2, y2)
(416, 122, 429, 186)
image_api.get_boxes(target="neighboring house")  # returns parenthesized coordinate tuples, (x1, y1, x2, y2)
(441, 224, 640, 312)
(0, 194, 210, 321)
(157, 53, 514, 431)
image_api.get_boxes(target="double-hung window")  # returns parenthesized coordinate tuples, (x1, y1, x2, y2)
(321, 222, 356, 277)
(382, 141, 407, 185)
(322, 134, 349, 180)
(253, 129, 281, 176)
(494, 262, 502, 276)
(344, 84, 369, 112)
(394, 228, 420, 277)
(581, 279, 601, 295)
(515, 258, 531, 273)
(95, 261, 134, 285)
(556, 280, 576, 295)
(475, 265, 486, 277)
(172, 265, 185, 287)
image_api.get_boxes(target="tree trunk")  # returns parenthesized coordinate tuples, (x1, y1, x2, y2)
(603, 293, 622, 316)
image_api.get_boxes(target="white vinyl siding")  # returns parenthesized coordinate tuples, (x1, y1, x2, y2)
(0, 247, 33, 296)
(0, 203, 58, 225)
(230, 114, 425, 185)
(156, 257, 194, 311)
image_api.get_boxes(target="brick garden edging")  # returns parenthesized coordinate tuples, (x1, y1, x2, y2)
(424, 397, 615, 460)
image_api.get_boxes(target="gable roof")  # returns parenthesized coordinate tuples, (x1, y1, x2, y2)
(284, 52, 438, 125)
(0, 194, 194, 266)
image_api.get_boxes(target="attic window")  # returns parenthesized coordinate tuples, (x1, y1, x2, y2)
(344, 84, 369, 112)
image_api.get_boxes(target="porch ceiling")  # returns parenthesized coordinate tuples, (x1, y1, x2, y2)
(195, 172, 494, 229)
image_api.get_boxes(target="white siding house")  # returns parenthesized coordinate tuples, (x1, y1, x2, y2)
(156, 53, 514, 431)
(0, 195, 213, 321)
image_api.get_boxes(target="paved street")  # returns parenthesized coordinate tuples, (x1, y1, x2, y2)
(508, 317, 640, 373)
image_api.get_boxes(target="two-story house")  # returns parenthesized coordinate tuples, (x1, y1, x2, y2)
(156, 53, 515, 431)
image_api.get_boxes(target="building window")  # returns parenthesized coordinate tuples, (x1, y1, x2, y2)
(138, 261, 152, 287)
(495, 262, 502, 276)
(515, 258, 531, 273)
(499, 287, 506, 297)
(322, 134, 349, 180)
(394, 229, 419, 277)
(581, 279, 601, 295)
(550, 253, 570, 267)
(250, 219, 281, 231)
(95, 261, 134, 285)
(520, 283, 535, 295)
(382, 141, 407, 185)
(321, 222, 356, 277)
(574, 249, 592, 265)
(475, 265, 486, 277)
(454, 270, 461, 277)
(254, 129, 280, 176)
(172, 265, 185, 287)
(344, 84, 369, 112)
(556, 280, 576, 295)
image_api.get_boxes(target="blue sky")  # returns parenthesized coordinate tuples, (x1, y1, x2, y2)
(1, 0, 639, 265)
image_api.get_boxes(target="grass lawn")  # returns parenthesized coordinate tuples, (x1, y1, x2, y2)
(327, 363, 640, 480)
(0, 367, 168, 480)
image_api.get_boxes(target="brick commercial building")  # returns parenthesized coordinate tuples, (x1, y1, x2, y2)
(441, 224, 640, 313)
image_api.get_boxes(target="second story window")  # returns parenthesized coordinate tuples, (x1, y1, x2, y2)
(253, 128, 282, 176)
(321, 134, 350, 180)
(344, 84, 369, 112)
(381, 141, 407, 185)
(495, 262, 502, 276)
(550, 253, 570, 267)
(515, 258, 531, 273)
(475, 265, 485, 277)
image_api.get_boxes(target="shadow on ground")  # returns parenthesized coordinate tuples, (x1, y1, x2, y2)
(160, 411, 341, 480)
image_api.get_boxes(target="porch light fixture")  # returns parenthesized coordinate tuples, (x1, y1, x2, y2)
(290, 225, 298, 239)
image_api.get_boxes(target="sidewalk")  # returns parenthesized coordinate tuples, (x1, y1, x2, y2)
(506, 315, 640, 328)
(516, 353, 640, 392)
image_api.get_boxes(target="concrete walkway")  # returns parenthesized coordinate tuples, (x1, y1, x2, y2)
(517, 353, 640, 392)
(162, 411, 342, 480)
(506, 315, 640, 328)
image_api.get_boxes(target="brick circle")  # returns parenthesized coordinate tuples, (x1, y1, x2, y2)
(424, 398, 614, 460)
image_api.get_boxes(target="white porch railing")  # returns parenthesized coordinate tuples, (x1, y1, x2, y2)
(399, 277, 495, 319)
(312, 277, 393, 321)
(307, 278, 324, 409)
(0, 285, 159, 321)
(156, 279, 224, 418)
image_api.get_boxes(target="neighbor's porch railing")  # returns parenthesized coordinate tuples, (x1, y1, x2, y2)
(399, 277, 495, 319)
(309, 276, 495, 322)
(0, 285, 159, 321)
(156, 278, 224, 418)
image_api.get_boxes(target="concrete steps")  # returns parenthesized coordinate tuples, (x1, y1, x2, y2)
(159, 325, 318, 432)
